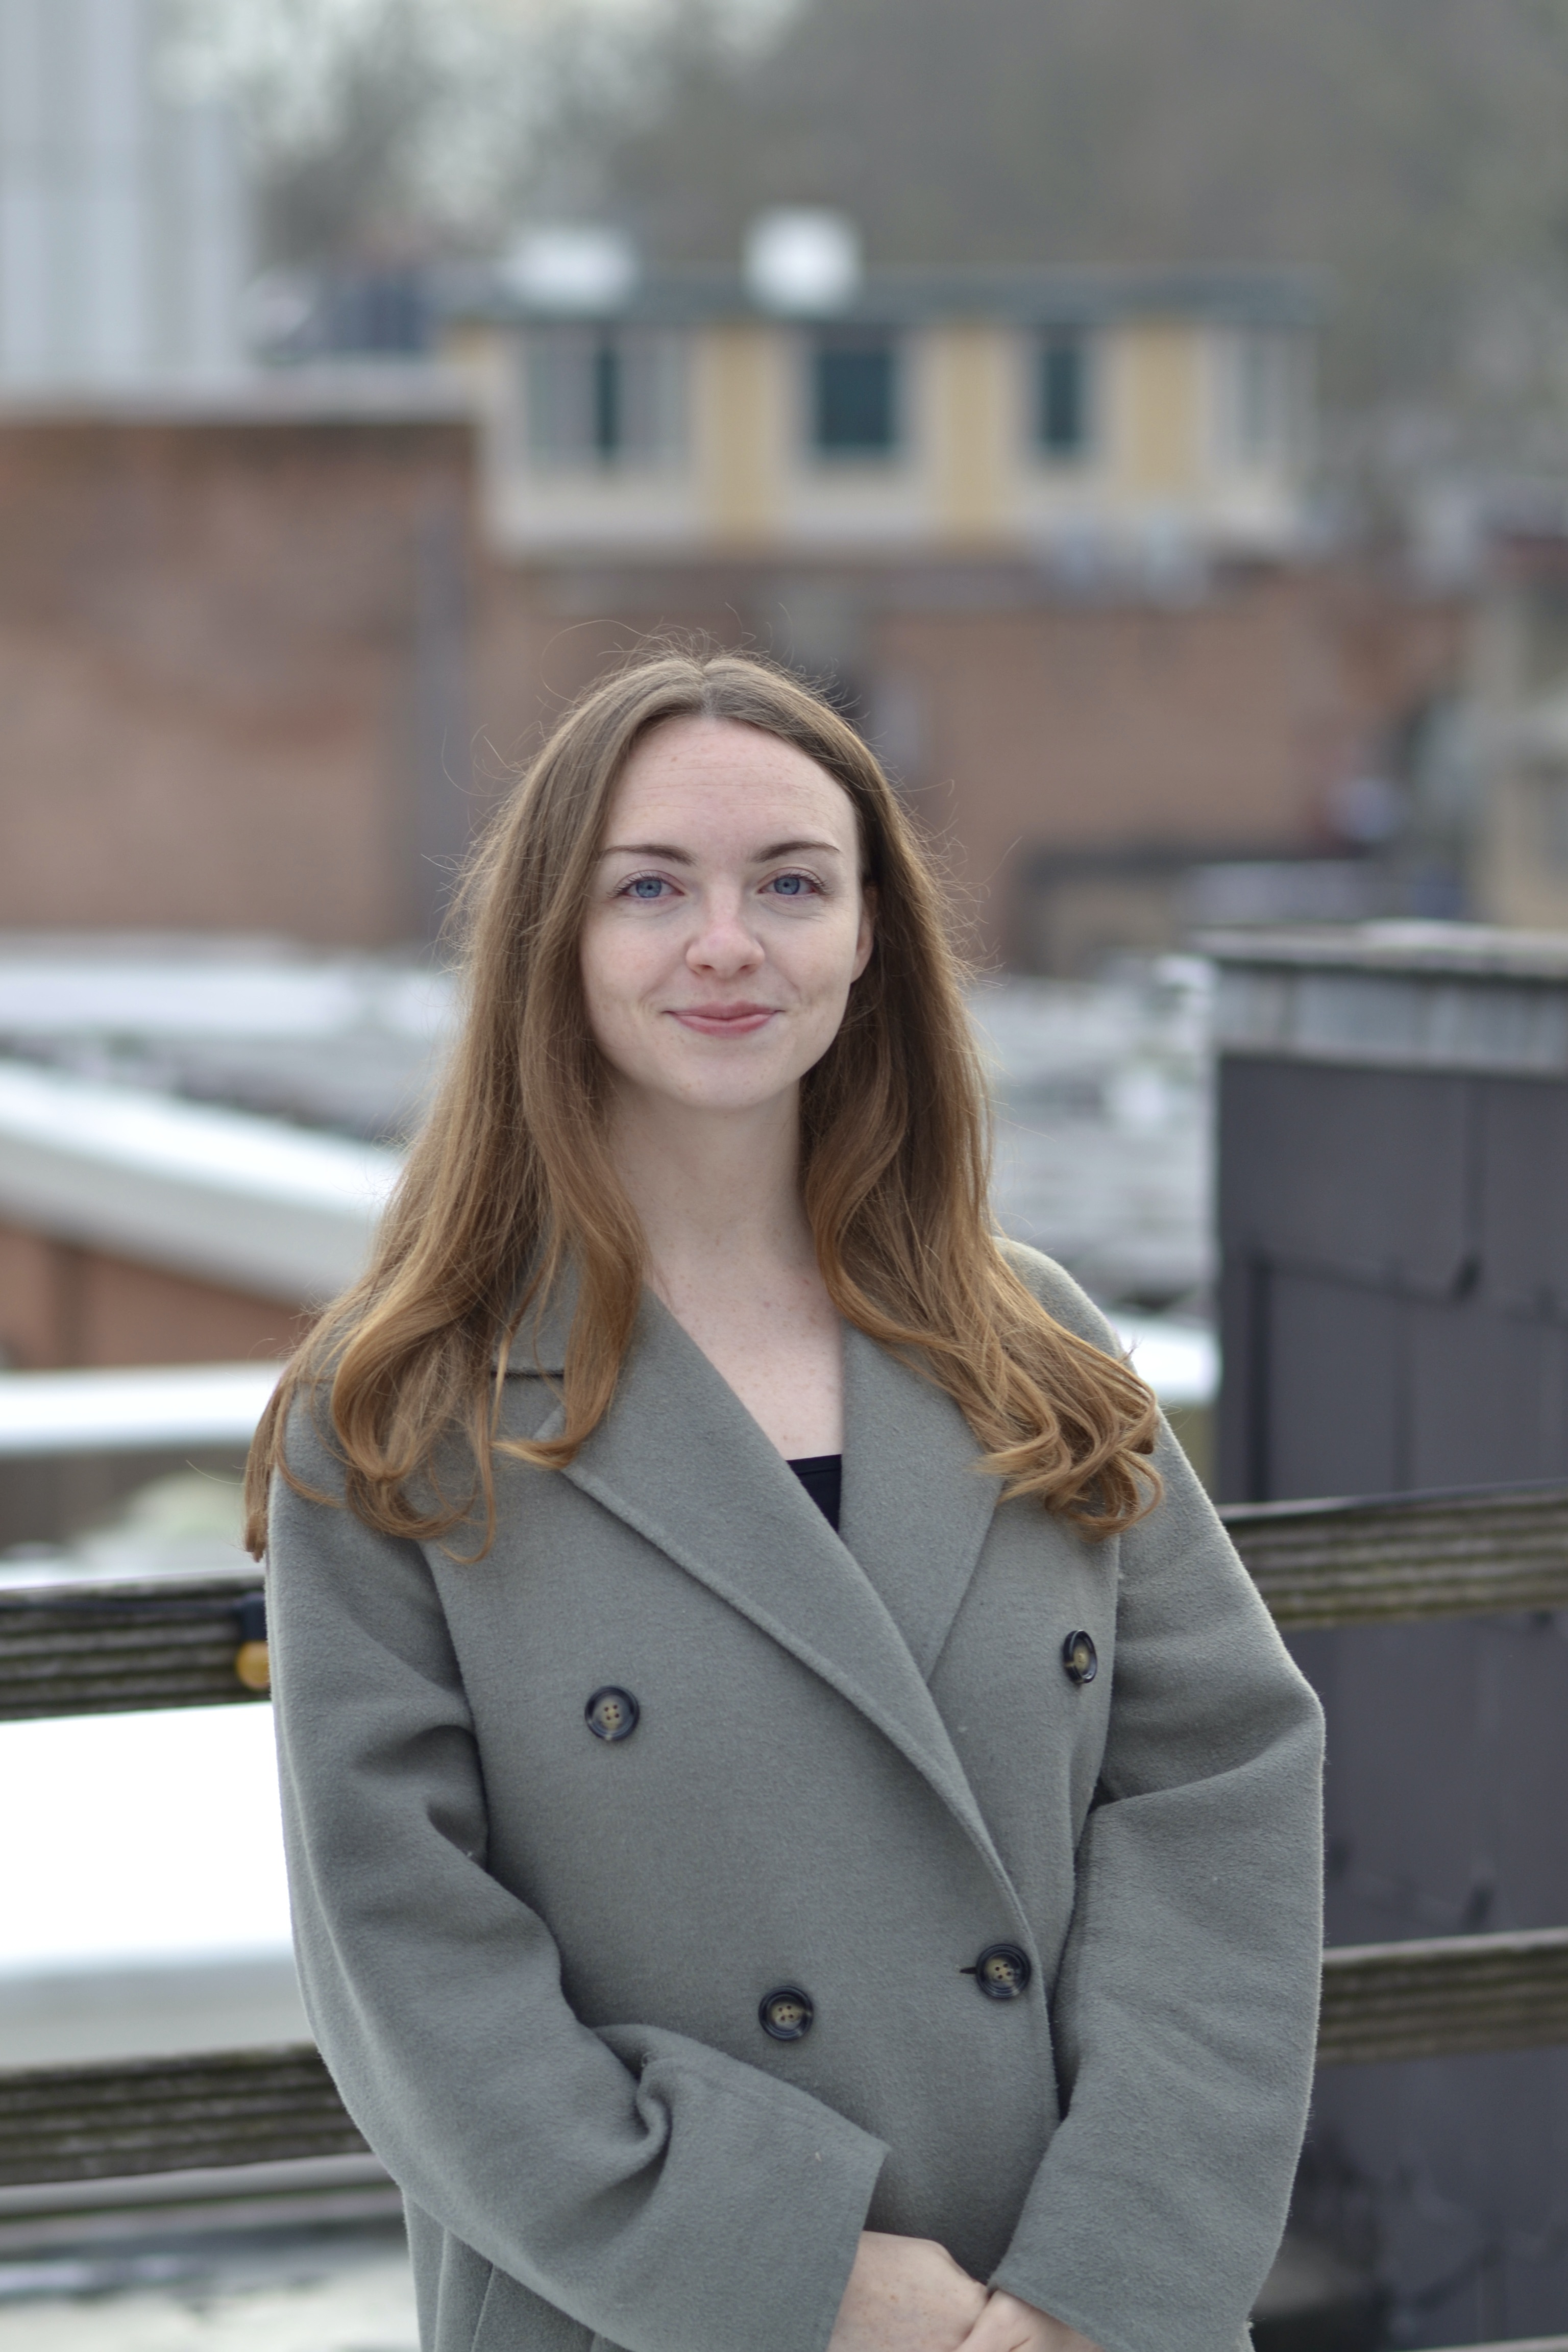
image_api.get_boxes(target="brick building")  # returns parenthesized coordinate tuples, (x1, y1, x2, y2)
(0, 277, 1463, 968)
(0, 379, 480, 946)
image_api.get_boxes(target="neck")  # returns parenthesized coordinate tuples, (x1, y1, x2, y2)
(605, 1084, 816, 1289)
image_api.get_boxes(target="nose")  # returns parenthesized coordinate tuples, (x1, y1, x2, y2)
(686, 887, 764, 976)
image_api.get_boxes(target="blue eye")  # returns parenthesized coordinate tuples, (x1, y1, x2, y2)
(626, 876, 667, 900)
(770, 874, 811, 897)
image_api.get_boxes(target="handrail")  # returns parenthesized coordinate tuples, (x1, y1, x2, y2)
(3, 1484, 1567, 2206)
(1317, 1927, 1568, 2066)
(0, 2043, 364, 2189)
(1221, 1479, 1568, 1628)
(4, 1475, 1568, 1723)
(2, 1927, 1566, 2189)
(0, 1575, 267, 1721)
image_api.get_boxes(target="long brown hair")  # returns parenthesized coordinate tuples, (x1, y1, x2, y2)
(244, 647, 1159, 1558)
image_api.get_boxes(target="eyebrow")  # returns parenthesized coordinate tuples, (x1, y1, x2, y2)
(598, 838, 845, 863)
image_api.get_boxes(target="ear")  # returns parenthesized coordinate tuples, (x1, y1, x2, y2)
(851, 885, 876, 981)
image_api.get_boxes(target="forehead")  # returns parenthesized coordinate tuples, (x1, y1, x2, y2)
(608, 716, 857, 841)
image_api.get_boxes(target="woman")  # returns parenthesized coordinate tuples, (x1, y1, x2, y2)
(249, 650, 1323, 2352)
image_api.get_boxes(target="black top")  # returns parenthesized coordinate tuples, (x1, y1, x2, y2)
(787, 1454, 842, 1532)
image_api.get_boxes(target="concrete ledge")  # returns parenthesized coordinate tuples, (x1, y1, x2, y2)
(1200, 921, 1568, 1075)
(0, 1062, 397, 1304)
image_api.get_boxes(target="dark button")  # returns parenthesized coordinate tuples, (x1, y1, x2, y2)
(1062, 1630, 1098, 1685)
(759, 1986, 814, 2041)
(965, 1943, 1033, 2000)
(585, 1686, 640, 1742)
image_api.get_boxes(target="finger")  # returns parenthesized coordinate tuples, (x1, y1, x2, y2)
(953, 2302, 1004, 2352)
(955, 2294, 1048, 2352)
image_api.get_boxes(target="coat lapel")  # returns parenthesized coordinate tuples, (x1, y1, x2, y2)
(839, 1321, 1000, 1680)
(503, 1288, 1014, 1901)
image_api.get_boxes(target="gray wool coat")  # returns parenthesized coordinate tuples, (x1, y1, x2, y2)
(266, 1245, 1324, 2352)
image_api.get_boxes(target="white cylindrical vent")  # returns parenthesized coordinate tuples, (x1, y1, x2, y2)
(744, 210, 861, 314)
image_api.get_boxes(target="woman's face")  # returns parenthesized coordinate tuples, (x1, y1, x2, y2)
(580, 715, 874, 1121)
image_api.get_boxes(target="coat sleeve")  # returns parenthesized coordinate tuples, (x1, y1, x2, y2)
(987, 1252, 1324, 2352)
(265, 1404, 888, 2352)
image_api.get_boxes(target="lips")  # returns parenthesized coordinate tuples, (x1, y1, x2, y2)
(668, 1003, 778, 1036)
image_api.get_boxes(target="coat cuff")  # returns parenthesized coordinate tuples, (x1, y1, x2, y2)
(590, 2025, 888, 2352)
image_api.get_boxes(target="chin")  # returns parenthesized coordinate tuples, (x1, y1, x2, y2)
(659, 1059, 802, 1110)
(674, 1081, 793, 1114)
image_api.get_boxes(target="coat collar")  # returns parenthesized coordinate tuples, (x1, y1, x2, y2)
(503, 1283, 1015, 1909)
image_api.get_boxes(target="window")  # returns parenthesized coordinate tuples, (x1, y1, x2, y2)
(1035, 330, 1093, 462)
(1219, 330, 1302, 469)
(524, 328, 684, 470)
(811, 333, 898, 458)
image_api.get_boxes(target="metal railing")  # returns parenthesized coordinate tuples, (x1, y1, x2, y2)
(0, 1577, 266, 1722)
(1223, 1480, 1568, 1628)
(8, 1475, 1568, 1723)
(3, 1476, 1567, 2189)
(0, 2044, 364, 2189)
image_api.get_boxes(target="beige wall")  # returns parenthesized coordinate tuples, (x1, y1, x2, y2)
(1114, 322, 1207, 498)
(930, 327, 1011, 542)
(696, 326, 787, 545)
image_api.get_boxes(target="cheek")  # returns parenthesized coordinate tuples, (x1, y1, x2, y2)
(578, 920, 637, 1040)
(796, 909, 869, 1002)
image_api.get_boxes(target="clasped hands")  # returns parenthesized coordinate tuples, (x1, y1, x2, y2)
(828, 2230, 1102, 2352)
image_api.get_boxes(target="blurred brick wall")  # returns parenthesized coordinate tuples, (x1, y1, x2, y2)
(0, 416, 479, 944)
(872, 567, 1464, 961)
(0, 1221, 306, 1369)
(0, 411, 1464, 962)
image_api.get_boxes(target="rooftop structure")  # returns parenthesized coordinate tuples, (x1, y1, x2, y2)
(0, 939, 1217, 1317)
(1200, 917, 1568, 1072)
(442, 223, 1318, 566)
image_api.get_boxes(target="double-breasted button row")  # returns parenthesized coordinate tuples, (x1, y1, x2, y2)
(591, 1647, 1094, 1739)
(584, 1686, 640, 1742)
(760, 1945, 1032, 2044)
(585, 1682, 1034, 2023)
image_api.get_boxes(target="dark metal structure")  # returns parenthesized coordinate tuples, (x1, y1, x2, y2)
(1206, 923, 1568, 2349)
(1208, 924, 1568, 1504)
